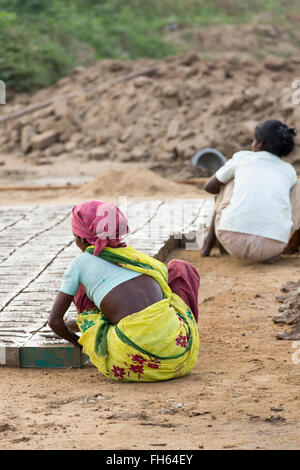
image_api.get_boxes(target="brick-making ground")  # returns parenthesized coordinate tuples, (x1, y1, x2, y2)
(1, 19, 300, 450)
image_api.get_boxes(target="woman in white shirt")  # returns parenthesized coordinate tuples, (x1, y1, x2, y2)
(201, 119, 299, 262)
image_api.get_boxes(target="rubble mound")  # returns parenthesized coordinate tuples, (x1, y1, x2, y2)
(273, 281, 300, 340)
(1, 29, 300, 179)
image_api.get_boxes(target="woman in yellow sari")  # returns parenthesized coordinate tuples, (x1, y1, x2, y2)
(48, 200, 200, 382)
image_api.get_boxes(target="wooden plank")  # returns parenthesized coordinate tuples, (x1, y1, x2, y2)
(0, 185, 81, 191)
(19, 344, 83, 368)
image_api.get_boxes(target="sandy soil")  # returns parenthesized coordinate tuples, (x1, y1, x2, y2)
(1, 18, 300, 447)
(0, 155, 207, 206)
(1, 245, 300, 450)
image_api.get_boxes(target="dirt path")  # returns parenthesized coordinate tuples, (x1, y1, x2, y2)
(1, 247, 300, 450)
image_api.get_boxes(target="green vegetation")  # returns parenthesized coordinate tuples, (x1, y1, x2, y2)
(0, 0, 299, 92)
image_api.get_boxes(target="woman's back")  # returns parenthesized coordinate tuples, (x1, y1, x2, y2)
(216, 150, 297, 243)
(60, 251, 142, 308)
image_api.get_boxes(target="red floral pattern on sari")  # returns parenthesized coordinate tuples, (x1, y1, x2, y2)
(109, 353, 161, 381)
(110, 365, 126, 380)
(147, 362, 159, 369)
(176, 333, 188, 348)
(131, 354, 147, 364)
(129, 364, 144, 378)
(147, 356, 161, 369)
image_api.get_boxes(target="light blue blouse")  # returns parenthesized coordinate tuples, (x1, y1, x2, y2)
(60, 251, 142, 307)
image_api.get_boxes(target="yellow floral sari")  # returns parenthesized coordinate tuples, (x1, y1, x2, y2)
(76, 246, 199, 382)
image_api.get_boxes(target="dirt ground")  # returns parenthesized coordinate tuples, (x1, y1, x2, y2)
(0, 156, 206, 206)
(1, 242, 300, 450)
(1, 16, 300, 450)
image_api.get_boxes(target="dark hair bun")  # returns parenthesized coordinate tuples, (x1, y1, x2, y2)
(254, 119, 296, 157)
(288, 128, 297, 137)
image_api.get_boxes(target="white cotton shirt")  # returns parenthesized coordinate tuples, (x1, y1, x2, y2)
(215, 150, 297, 243)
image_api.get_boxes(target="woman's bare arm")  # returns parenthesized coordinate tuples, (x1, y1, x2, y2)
(201, 174, 223, 256)
(204, 175, 223, 194)
(48, 292, 81, 348)
(201, 211, 217, 257)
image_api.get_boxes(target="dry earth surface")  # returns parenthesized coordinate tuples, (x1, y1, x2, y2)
(0, 19, 300, 450)
(1, 247, 300, 450)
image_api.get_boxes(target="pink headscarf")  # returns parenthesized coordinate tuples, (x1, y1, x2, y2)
(71, 200, 129, 256)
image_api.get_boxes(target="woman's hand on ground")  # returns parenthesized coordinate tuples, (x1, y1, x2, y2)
(48, 292, 81, 347)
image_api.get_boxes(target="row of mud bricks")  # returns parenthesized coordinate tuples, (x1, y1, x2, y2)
(0, 199, 213, 368)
